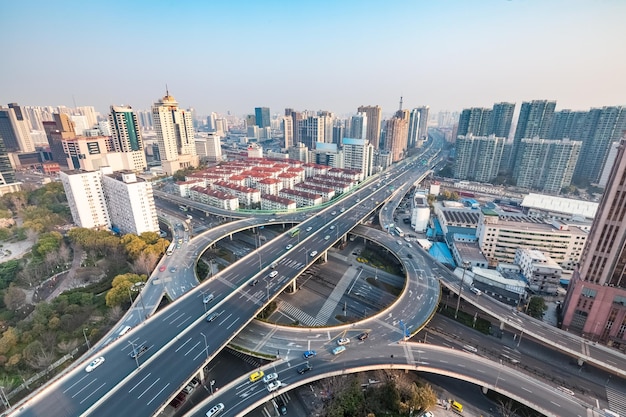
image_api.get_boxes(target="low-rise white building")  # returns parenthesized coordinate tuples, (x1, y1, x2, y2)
(514, 248, 562, 295)
(60, 170, 110, 230)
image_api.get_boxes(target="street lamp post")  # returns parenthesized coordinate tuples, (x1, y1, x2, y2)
(209, 379, 215, 395)
(454, 261, 471, 319)
(83, 328, 90, 350)
(200, 332, 209, 360)
(128, 340, 140, 369)
(495, 359, 503, 388)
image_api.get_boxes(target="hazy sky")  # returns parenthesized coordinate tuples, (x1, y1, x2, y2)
(2, 0, 625, 118)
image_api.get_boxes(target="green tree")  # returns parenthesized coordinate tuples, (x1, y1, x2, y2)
(4, 285, 26, 311)
(0, 259, 22, 289)
(106, 273, 147, 307)
(527, 296, 547, 319)
(0, 327, 19, 355)
(32, 231, 63, 259)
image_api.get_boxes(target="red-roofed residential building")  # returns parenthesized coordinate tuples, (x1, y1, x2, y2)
(213, 180, 261, 208)
(175, 179, 205, 197)
(189, 186, 239, 210)
(261, 194, 297, 212)
(277, 172, 300, 189)
(257, 178, 283, 195)
(294, 183, 335, 201)
(279, 188, 323, 208)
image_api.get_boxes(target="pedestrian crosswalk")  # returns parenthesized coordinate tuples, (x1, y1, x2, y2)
(316, 268, 355, 323)
(279, 301, 324, 326)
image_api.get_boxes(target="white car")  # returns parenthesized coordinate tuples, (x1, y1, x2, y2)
(203, 293, 214, 304)
(205, 403, 224, 417)
(269, 271, 278, 278)
(85, 356, 105, 372)
(337, 337, 351, 346)
(266, 380, 281, 392)
(263, 372, 278, 384)
(305, 227, 312, 232)
(310, 251, 318, 257)
(285, 244, 293, 250)
(324, 235, 330, 240)
(330, 225, 335, 230)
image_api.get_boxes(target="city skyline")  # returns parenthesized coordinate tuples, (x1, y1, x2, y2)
(2, 0, 625, 117)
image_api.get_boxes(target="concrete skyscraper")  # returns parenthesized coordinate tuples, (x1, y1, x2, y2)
(574, 106, 626, 185)
(0, 104, 35, 152)
(514, 138, 581, 194)
(415, 106, 430, 143)
(254, 107, 271, 129)
(490, 102, 515, 138)
(282, 116, 293, 149)
(384, 109, 410, 162)
(109, 105, 148, 172)
(357, 105, 382, 149)
(457, 107, 493, 137)
(0, 132, 18, 195)
(152, 92, 198, 175)
(454, 134, 505, 183)
(562, 134, 626, 346)
(349, 113, 367, 140)
(342, 137, 373, 178)
(508, 100, 556, 172)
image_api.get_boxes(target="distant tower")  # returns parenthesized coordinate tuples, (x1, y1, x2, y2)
(349, 113, 367, 140)
(357, 105, 382, 150)
(384, 108, 410, 162)
(152, 91, 196, 161)
(109, 105, 148, 172)
(0, 104, 34, 152)
(562, 134, 626, 344)
(255, 107, 271, 129)
(508, 100, 556, 172)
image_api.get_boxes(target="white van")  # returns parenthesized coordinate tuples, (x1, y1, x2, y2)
(119, 325, 132, 336)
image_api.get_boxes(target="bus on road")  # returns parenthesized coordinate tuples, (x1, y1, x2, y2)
(395, 226, 405, 237)
(290, 228, 300, 237)
(179, 205, 188, 212)
(166, 242, 175, 256)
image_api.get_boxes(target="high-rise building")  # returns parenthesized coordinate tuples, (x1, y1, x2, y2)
(562, 134, 626, 345)
(415, 106, 430, 143)
(245, 114, 256, 128)
(457, 107, 493, 137)
(508, 100, 556, 172)
(151, 92, 198, 174)
(109, 105, 147, 172)
(101, 169, 159, 235)
(0, 104, 35, 152)
(384, 109, 410, 162)
(195, 133, 222, 163)
(574, 106, 626, 185)
(0, 132, 18, 194)
(254, 107, 271, 129)
(548, 110, 588, 140)
(44, 113, 76, 168)
(282, 116, 293, 149)
(349, 113, 367, 140)
(454, 134, 505, 183)
(342, 137, 373, 178)
(75, 106, 98, 128)
(298, 116, 324, 150)
(357, 105, 382, 149)
(59, 170, 110, 229)
(514, 138, 581, 194)
(490, 102, 515, 139)
(407, 108, 424, 149)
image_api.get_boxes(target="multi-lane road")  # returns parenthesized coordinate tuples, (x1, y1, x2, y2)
(10, 133, 626, 417)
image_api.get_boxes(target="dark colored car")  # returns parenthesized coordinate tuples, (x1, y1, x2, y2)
(297, 363, 312, 374)
(357, 332, 369, 341)
(129, 345, 148, 359)
(250, 279, 259, 286)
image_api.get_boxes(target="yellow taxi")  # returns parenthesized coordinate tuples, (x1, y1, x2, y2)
(249, 370, 264, 383)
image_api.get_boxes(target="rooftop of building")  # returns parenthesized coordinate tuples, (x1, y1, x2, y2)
(440, 209, 481, 225)
(521, 193, 598, 219)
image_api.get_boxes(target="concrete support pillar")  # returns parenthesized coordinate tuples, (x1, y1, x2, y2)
(198, 367, 206, 383)
(291, 279, 297, 292)
(481, 386, 488, 394)
(322, 251, 328, 262)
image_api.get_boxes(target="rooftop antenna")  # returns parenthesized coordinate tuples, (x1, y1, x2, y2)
(166, 84, 169, 96)
(399, 96, 403, 111)
(72, 94, 77, 109)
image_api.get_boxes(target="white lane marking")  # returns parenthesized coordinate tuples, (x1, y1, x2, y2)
(63, 374, 90, 393)
(175, 338, 193, 352)
(147, 382, 171, 405)
(79, 382, 106, 404)
(71, 379, 97, 398)
(185, 341, 202, 356)
(129, 373, 153, 393)
(137, 377, 161, 399)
